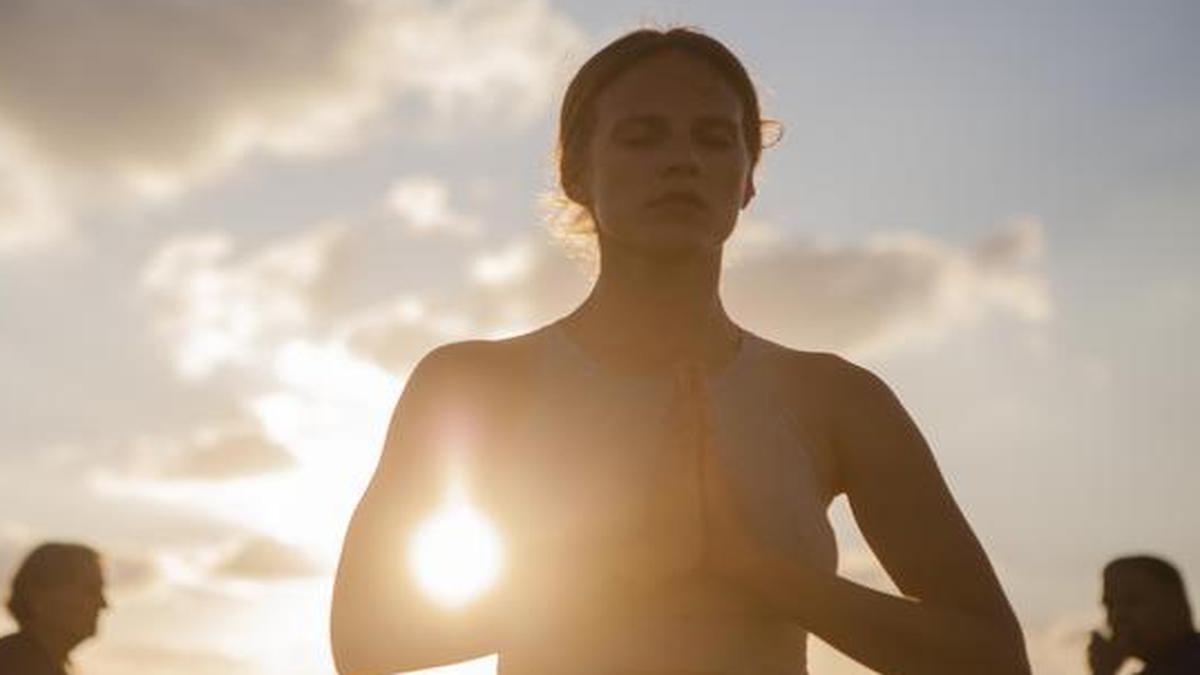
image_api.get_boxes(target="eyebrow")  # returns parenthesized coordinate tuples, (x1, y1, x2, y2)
(611, 114, 739, 130)
(612, 115, 664, 130)
(695, 117, 739, 134)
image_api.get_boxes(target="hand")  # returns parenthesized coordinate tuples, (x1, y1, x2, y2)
(1087, 630, 1129, 675)
(672, 364, 788, 597)
(601, 366, 708, 594)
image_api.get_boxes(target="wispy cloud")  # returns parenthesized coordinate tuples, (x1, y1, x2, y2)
(108, 425, 298, 483)
(216, 536, 326, 580)
(386, 175, 482, 238)
(160, 427, 297, 481)
(79, 643, 259, 675)
(0, 133, 66, 253)
(340, 296, 461, 374)
(141, 225, 349, 378)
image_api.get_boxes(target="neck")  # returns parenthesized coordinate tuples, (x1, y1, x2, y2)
(26, 625, 73, 667)
(563, 239, 740, 371)
(1145, 626, 1198, 664)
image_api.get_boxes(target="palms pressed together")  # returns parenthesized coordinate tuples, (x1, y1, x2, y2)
(608, 362, 786, 604)
(513, 362, 794, 633)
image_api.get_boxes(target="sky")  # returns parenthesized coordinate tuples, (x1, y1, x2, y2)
(0, 1, 1197, 673)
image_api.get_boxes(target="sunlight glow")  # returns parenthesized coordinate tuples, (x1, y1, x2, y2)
(408, 475, 503, 608)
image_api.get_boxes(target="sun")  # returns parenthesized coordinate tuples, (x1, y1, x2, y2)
(408, 474, 504, 608)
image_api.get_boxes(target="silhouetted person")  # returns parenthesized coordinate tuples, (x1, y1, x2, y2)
(333, 26, 1029, 674)
(1089, 555, 1200, 675)
(0, 543, 107, 675)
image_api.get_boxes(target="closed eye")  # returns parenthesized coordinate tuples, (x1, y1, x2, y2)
(694, 119, 738, 148)
(613, 116, 666, 146)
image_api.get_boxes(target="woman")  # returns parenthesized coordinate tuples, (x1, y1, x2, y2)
(332, 27, 1029, 675)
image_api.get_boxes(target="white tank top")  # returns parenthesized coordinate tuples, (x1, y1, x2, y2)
(497, 323, 838, 675)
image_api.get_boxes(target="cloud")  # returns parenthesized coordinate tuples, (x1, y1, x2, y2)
(136, 211, 1052, 386)
(7, 413, 295, 485)
(0, 135, 68, 253)
(340, 296, 461, 374)
(335, 234, 584, 369)
(386, 0, 585, 129)
(142, 224, 349, 378)
(459, 233, 592, 334)
(0, 0, 584, 252)
(103, 552, 163, 592)
(441, 217, 1049, 361)
(111, 424, 298, 482)
(385, 175, 482, 238)
(216, 536, 325, 580)
(721, 216, 1051, 356)
(79, 643, 259, 675)
(161, 427, 297, 481)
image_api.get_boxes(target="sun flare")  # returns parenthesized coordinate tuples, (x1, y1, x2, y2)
(408, 475, 504, 608)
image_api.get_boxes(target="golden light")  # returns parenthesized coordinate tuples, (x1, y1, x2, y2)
(408, 474, 504, 608)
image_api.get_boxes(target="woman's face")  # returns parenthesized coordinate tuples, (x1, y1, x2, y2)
(581, 50, 755, 257)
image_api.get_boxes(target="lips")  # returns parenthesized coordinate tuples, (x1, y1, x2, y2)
(648, 190, 707, 210)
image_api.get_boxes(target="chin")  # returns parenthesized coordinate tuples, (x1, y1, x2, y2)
(639, 238, 720, 260)
(639, 224, 724, 251)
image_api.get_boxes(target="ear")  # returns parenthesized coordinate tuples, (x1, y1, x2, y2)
(740, 176, 756, 209)
(563, 155, 593, 207)
(566, 179, 591, 207)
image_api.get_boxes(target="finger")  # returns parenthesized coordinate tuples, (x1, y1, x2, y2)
(670, 363, 707, 452)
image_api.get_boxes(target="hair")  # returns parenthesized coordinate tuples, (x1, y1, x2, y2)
(547, 26, 780, 262)
(6, 542, 101, 629)
(1105, 555, 1193, 623)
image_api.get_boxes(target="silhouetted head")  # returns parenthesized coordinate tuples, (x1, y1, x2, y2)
(554, 27, 776, 259)
(1102, 555, 1194, 660)
(6, 542, 107, 650)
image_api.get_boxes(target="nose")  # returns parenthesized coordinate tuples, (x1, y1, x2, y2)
(661, 135, 700, 178)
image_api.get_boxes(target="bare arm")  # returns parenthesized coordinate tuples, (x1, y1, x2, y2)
(786, 358, 1029, 674)
(330, 343, 508, 674)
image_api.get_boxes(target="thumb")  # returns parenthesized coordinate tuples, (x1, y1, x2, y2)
(676, 364, 740, 521)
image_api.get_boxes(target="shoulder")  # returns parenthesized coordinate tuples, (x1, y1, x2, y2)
(385, 327, 553, 441)
(770, 347, 932, 499)
(0, 632, 56, 675)
(750, 335, 912, 489)
(747, 336, 887, 496)
(749, 332, 887, 405)
(405, 328, 547, 399)
(0, 632, 29, 656)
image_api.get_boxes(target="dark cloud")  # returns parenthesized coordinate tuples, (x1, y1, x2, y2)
(0, 0, 583, 253)
(0, 0, 580, 175)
